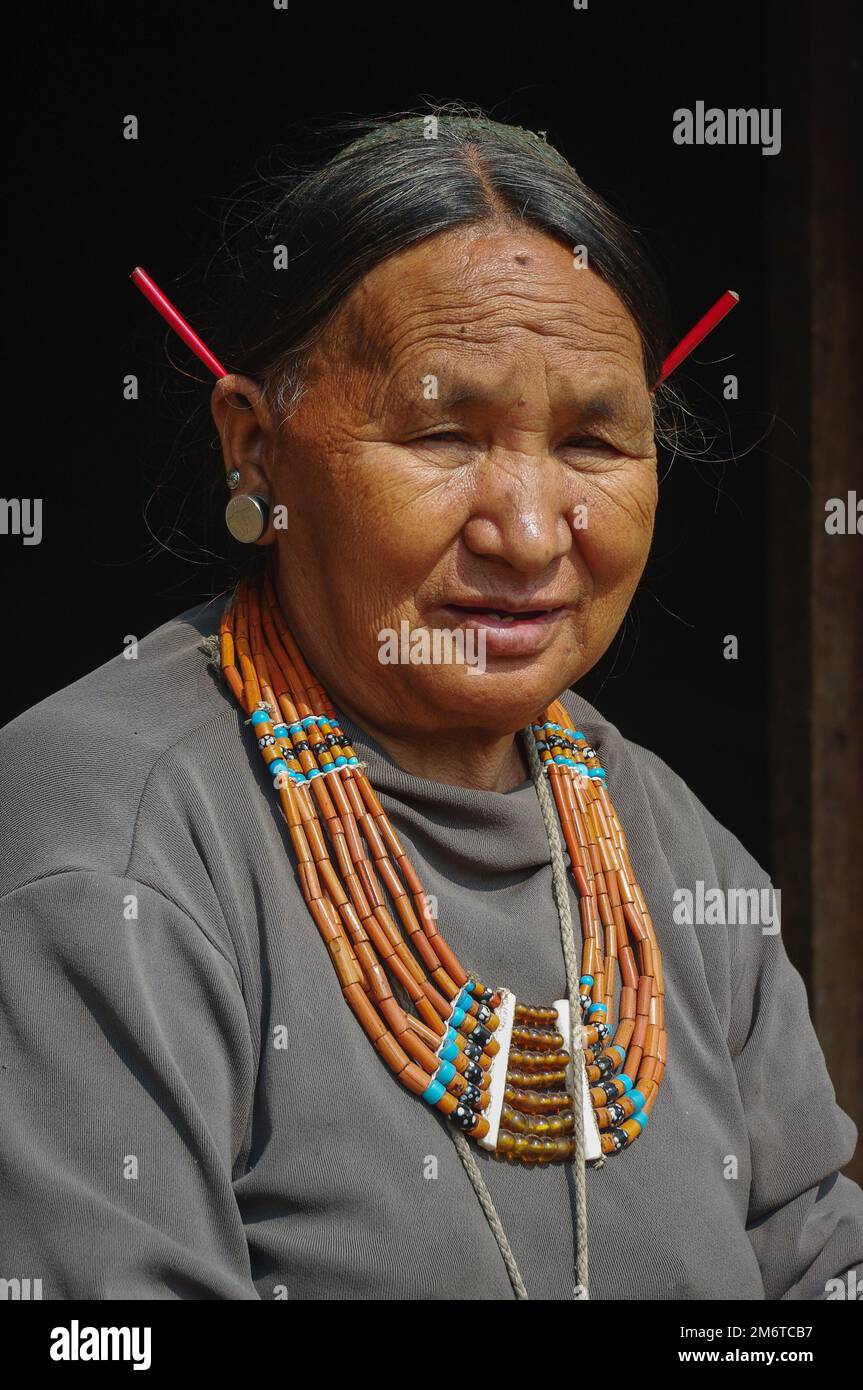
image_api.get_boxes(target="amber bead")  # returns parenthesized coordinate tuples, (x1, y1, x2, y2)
(499, 1102, 575, 1137)
(504, 1085, 572, 1114)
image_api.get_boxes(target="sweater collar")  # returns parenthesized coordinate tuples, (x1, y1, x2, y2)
(332, 689, 611, 879)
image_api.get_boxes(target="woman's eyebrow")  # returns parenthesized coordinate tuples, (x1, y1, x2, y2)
(383, 377, 643, 423)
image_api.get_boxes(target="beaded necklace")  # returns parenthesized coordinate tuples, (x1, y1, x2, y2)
(218, 568, 667, 1168)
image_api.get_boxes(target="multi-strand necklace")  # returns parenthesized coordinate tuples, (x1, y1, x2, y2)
(218, 568, 666, 1166)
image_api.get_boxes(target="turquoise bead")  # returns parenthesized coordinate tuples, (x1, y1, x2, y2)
(251, 709, 269, 726)
(269, 759, 288, 777)
(450, 1007, 465, 1028)
(618, 1073, 633, 1091)
(435, 1060, 456, 1085)
(438, 1042, 459, 1063)
(630, 1088, 646, 1111)
(422, 1079, 445, 1105)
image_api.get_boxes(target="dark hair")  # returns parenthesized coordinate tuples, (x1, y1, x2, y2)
(146, 104, 676, 589)
(213, 105, 671, 418)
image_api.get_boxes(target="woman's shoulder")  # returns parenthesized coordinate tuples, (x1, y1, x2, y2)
(0, 594, 233, 901)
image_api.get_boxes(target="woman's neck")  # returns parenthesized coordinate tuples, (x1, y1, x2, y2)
(335, 695, 530, 793)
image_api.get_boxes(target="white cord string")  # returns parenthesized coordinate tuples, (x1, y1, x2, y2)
(449, 728, 591, 1301)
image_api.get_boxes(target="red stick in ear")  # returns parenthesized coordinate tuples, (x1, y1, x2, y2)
(656, 289, 739, 387)
(131, 264, 739, 395)
(130, 266, 228, 379)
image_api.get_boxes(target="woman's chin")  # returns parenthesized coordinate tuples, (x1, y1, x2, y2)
(404, 656, 580, 731)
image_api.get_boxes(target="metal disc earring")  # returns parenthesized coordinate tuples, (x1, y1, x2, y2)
(225, 494, 269, 543)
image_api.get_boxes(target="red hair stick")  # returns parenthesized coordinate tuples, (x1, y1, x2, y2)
(657, 289, 739, 386)
(130, 266, 228, 378)
(131, 266, 738, 390)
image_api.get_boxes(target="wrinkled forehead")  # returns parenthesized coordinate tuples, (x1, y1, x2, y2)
(312, 227, 649, 413)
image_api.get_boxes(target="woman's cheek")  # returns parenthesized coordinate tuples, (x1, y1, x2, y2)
(357, 450, 467, 579)
(574, 467, 656, 585)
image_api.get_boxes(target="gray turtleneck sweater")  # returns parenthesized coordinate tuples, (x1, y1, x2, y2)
(1, 598, 860, 1300)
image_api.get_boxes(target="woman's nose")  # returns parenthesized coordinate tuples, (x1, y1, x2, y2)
(461, 448, 574, 575)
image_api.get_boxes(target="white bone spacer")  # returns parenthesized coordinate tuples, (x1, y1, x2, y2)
(477, 988, 517, 1151)
(554, 997, 603, 1161)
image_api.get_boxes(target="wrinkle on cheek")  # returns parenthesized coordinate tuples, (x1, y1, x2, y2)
(580, 461, 657, 529)
(327, 438, 470, 516)
(377, 470, 461, 521)
(569, 486, 656, 590)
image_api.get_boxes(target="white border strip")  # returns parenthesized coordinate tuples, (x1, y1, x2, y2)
(477, 988, 517, 1151)
(554, 997, 603, 1161)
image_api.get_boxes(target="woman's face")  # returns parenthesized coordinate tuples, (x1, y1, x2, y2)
(260, 226, 657, 739)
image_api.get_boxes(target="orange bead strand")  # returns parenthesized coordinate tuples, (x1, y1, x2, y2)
(219, 574, 666, 1161)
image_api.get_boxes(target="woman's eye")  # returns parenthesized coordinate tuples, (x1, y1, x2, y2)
(562, 436, 615, 450)
(415, 431, 466, 444)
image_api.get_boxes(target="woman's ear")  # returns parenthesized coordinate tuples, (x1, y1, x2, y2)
(211, 374, 275, 495)
(211, 374, 282, 546)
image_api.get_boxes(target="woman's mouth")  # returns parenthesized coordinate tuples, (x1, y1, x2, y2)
(438, 603, 568, 657)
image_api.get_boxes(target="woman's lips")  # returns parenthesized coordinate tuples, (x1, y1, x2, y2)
(438, 604, 568, 657)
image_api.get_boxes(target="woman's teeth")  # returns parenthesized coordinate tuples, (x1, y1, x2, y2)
(478, 610, 548, 622)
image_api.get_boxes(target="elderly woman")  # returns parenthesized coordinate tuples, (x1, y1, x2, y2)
(1, 113, 860, 1302)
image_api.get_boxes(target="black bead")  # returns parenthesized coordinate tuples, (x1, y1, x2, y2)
(452, 1103, 475, 1132)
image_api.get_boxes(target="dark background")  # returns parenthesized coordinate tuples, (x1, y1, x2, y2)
(7, 0, 776, 864)
(5, 0, 862, 1174)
